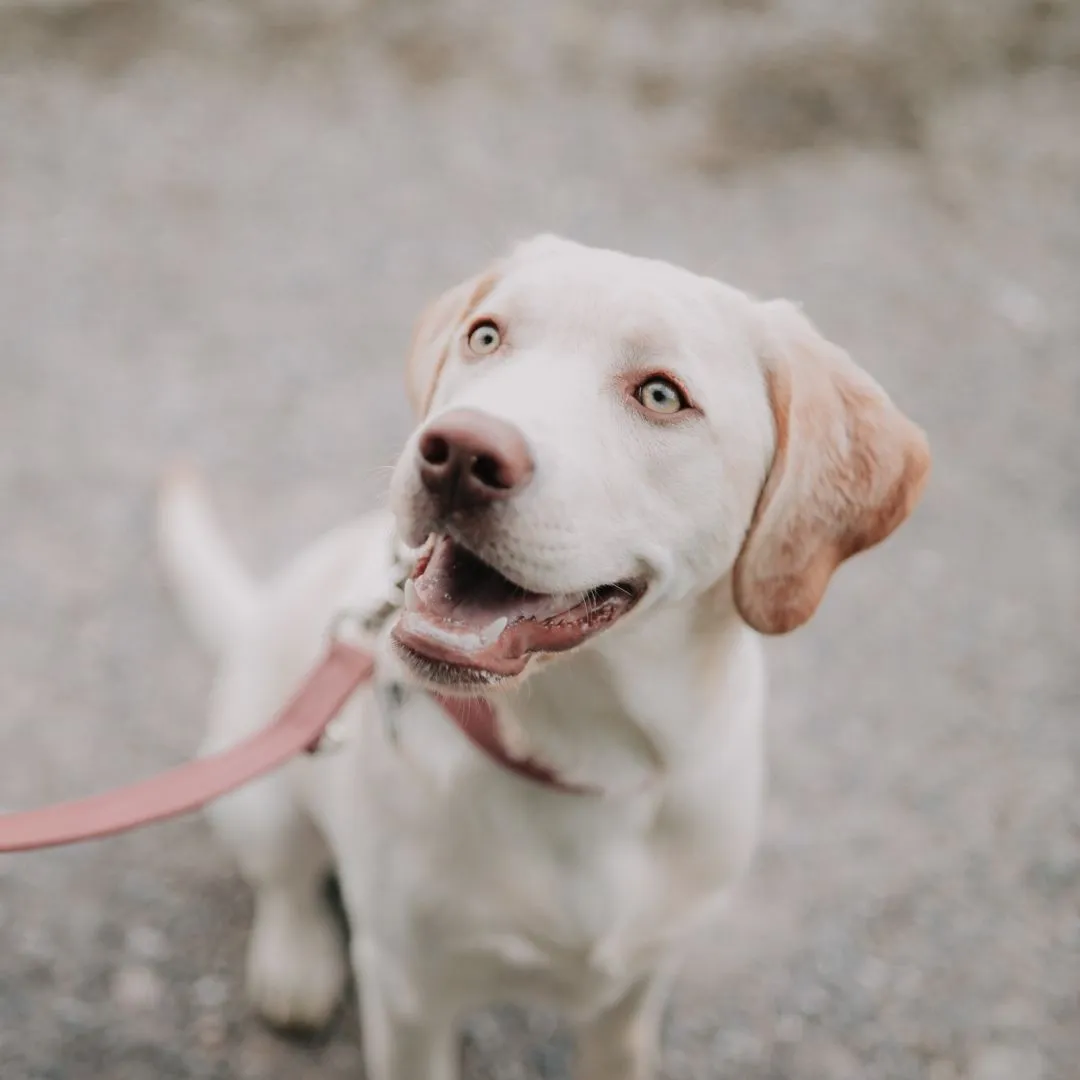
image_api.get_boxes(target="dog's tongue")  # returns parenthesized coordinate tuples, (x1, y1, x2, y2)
(394, 536, 591, 674)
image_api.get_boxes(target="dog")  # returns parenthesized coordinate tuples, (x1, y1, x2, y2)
(159, 234, 930, 1079)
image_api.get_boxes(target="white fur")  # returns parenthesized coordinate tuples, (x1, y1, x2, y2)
(157, 467, 257, 656)
(159, 237, 920, 1079)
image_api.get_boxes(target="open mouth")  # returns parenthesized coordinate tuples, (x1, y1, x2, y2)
(391, 535, 645, 685)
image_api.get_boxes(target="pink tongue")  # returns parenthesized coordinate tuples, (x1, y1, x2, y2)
(397, 537, 592, 668)
(409, 537, 573, 632)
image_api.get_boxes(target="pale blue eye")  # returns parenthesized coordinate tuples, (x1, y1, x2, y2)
(468, 322, 501, 354)
(638, 378, 684, 414)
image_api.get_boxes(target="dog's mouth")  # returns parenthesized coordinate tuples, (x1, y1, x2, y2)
(390, 535, 645, 685)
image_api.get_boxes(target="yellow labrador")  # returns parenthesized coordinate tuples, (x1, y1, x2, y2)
(159, 235, 929, 1080)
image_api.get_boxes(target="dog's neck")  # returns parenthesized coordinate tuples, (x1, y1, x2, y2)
(489, 589, 757, 793)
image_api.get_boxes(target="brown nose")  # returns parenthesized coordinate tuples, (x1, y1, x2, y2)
(417, 409, 534, 515)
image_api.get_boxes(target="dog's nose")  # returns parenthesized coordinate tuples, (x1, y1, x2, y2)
(418, 409, 534, 514)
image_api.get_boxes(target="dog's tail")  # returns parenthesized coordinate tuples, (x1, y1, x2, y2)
(157, 465, 259, 658)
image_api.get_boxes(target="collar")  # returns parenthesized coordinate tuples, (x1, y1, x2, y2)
(431, 692, 599, 795)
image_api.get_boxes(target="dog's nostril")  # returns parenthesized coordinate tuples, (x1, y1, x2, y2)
(471, 453, 509, 490)
(416, 409, 533, 508)
(420, 434, 451, 467)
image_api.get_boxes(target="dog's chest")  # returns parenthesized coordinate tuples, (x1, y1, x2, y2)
(309, 640, 756, 1013)
(411, 811, 701, 1010)
(331, 728, 727, 1012)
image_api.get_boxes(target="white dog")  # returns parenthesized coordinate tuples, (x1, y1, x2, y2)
(159, 235, 930, 1079)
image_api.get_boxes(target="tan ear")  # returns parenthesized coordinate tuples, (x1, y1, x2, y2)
(734, 300, 931, 635)
(405, 266, 502, 417)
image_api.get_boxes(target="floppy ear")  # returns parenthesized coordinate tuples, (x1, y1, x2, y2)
(405, 265, 502, 417)
(733, 300, 931, 635)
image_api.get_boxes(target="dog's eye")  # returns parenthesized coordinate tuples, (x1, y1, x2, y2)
(636, 377, 686, 415)
(467, 320, 501, 355)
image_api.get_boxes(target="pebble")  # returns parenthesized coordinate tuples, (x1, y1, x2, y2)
(466, 1010, 503, 1051)
(928, 1062, 961, 1080)
(895, 966, 924, 998)
(993, 998, 1043, 1033)
(857, 956, 891, 993)
(125, 925, 170, 962)
(192, 974, 230, 1011)
(813, 1039, 863, 1079)
(994, 283, 1050, 337)
(193, 1011, 227, 1050)
(776, 1013, 805, 1043)
(796, 982, 831, 1017)
(52, 996, 96, 1029)
(111, 965, 164, 1012)
(714, 1030, 763, 1061)
(968, 1044, 1045, 1080)
(16, 928, 55, 962)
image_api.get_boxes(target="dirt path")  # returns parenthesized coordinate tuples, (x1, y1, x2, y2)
(0, 3, 1077, 1077)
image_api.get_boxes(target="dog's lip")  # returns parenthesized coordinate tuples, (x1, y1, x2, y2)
(390, 534, 646, 681)
(391, 636, 529, 687)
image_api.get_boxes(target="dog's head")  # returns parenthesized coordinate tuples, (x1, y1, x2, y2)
(389, 235, 930, 690)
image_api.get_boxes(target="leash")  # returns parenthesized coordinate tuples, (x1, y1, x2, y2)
(0, 638, 373, 854)
(0, 560, 596, 853)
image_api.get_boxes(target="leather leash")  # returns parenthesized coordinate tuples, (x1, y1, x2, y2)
(0, 640, 374, 854)
(0, 630, 596, 854)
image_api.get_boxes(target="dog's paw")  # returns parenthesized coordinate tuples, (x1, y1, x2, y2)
(245, 892, 347, 1033)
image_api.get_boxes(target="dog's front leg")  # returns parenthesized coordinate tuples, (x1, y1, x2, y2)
(354, 943, 458, 1080)
(576, 971, 672, 1080)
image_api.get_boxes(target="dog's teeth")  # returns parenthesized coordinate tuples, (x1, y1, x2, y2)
(404, 579, 419, 612)
(480, 616, 509, 646)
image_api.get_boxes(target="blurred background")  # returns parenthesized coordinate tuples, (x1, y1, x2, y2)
(0, 1, 1077, 1077)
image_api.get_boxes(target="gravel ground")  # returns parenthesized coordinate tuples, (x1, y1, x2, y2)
(0, 2, 1077, 1077)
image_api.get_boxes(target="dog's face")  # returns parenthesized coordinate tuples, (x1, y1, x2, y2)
(389, 236, 930, 690)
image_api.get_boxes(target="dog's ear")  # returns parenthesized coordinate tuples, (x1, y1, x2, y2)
(734, 300, 931, 635)
(405, 266, 502, 417)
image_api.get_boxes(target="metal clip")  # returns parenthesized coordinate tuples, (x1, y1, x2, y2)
(378, 680, 408, 747)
